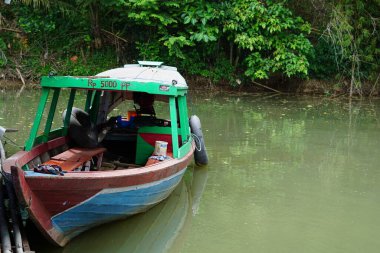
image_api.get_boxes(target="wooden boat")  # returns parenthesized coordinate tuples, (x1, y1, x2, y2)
(2, 61, 207, 247)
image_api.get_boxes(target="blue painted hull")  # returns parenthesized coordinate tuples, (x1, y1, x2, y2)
(51, 168, 187, 241)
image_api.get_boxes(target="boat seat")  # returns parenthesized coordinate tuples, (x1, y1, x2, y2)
(145, 151, 173, 166)
(42, 147, 106, 171)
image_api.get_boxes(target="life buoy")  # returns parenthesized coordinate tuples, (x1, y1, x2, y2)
(189, 115, 208, 166)
(62, 107, 99, 148)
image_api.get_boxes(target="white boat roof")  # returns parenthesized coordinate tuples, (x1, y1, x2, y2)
(96, 61, 187, 87)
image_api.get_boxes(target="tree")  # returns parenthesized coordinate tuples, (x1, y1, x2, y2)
(222, 0, 312, 79)
(4, 0, 314, 86)
(325, 0, 380, 96)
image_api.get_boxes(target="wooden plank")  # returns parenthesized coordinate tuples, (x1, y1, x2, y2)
(50, 148, 105, 162)
(43, 147, 106, 171)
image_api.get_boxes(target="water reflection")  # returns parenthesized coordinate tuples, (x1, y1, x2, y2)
(2, 91, 380, 253)
(183, 93, 380, 253)
(30, 166, 208, 253)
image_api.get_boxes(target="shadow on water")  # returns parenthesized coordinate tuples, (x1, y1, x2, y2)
(28, 165, 208, 253)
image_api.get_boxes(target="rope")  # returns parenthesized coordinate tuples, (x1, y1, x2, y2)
(191, 133, 202, 152)
(2, 136, 23, 150)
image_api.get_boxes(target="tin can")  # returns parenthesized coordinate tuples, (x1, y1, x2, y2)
(154, 141, 168, 156)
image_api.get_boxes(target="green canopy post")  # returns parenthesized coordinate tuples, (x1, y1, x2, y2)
(169, 97, 179, 158)
(177, 96, 189, 144)
(25, 88, 50, 151)
(63, 89, 76, 136)
(42, 88, 61, 142)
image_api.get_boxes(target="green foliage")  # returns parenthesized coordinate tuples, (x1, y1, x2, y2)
(63, 52, 117, 76)
(222, 0, 312, 79)
(161, 36, 193, 59)
(10, 0, 380, 93)
(181, 1, 219, 43)
(210, 57, 236, 84)
(135, 41, 160, 61)
(127, 0, 179, 26)
(11, 3, 91, 53)
(0, 2, 121, 79)
(0, 38, 7, 67)
(325, 0, 380, 94)
(308, 38, 338, 80)
(20, 50, 117, 78)
(126, 0, 312, 82)
(0, 39, 6, 51)
(126, 0, 192, 60)
(18, 10, 56, 35)
(2, 0, 313, 85)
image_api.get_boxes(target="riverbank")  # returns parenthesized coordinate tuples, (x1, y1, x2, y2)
(0, 77, 378, 97)
(0, 79, 38, 91)
(187, 76, 380, 97)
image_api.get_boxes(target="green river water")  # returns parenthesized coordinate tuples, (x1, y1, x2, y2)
(1, 90, 380, 253)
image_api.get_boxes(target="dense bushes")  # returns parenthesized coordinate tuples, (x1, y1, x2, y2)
(0, 0, 379, 95)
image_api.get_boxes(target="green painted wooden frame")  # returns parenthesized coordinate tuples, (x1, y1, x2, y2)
(25, 75, 191, 164)
(25, 88, 50, 151)
(41, 76, 188, 96)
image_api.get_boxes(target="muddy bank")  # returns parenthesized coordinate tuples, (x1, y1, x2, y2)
(0, 80, 39, 91)
(186, 76, 345, 96)
(292, 79, 379, 97)
(0, 77, 378, 97)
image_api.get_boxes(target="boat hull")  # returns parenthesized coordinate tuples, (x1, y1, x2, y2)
(51, 169, 186, 242)
(10, 148, 193, 246)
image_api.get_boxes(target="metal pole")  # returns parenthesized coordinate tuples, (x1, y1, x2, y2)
(6, 181, 24, 253)
(0, 140, 12, 253)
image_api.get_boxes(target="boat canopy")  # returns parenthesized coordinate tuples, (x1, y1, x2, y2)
(25, 62, 191, 160)
(96, 62, 187, 88)
(40, 63, 188, 96)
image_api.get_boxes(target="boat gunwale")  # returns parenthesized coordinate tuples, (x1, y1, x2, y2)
(9, 144, 194, 246)
(4, 138, 195, 179)
(24, 144, 194, 179)
(40, 76, 188, 97)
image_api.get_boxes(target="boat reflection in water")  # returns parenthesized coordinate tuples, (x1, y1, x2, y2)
(32, 165, 208, 253)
